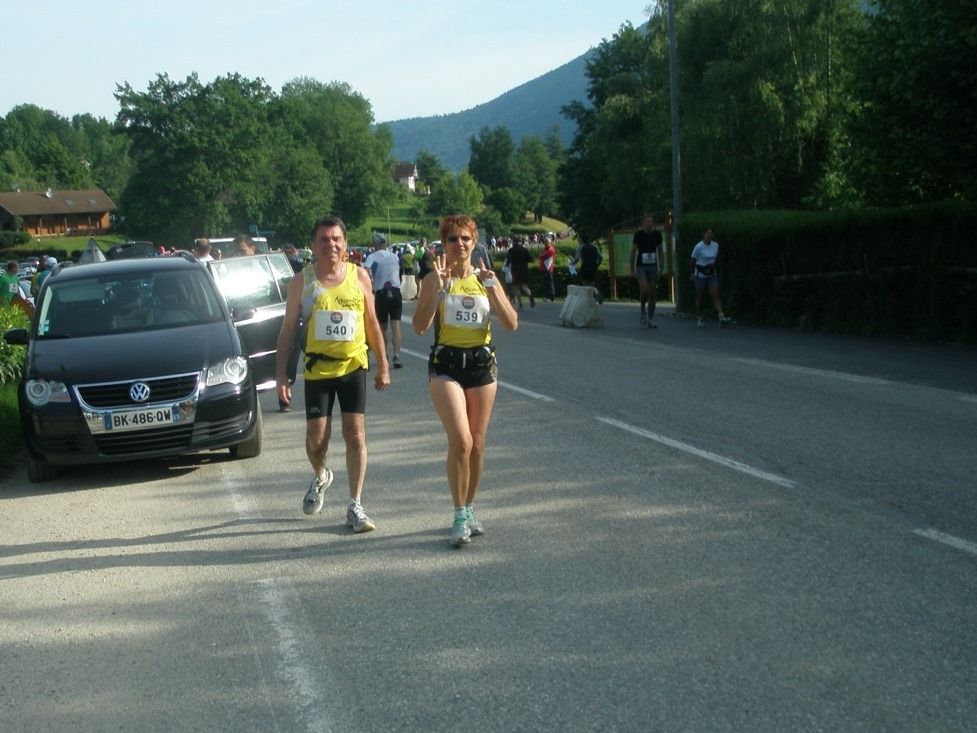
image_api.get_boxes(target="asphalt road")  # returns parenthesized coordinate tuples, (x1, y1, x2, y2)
(2, 300, 976, 732)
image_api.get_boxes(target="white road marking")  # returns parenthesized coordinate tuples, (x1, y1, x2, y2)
(498, 381, 554, 401)
(733, 357, 891, 385)
(254, 578, 334, 733)
(218, 467, 335, 732)
(597, 416, 797, 489)
(912, 529, 977, 558)
(401, 348, 554, 401)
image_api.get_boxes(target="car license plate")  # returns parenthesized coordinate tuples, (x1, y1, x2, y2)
(103, 405, 179, 432)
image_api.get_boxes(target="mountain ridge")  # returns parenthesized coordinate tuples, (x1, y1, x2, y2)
(384, 50, 595, 172)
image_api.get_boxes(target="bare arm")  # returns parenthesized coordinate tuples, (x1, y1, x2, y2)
(413, 270, 446, 335)
(482, 274, 518, 331)
(275, 273, 305, 405)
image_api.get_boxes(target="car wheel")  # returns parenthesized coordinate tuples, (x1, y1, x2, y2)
(230, 406, 263, 459)
(27, 455, 58, 482)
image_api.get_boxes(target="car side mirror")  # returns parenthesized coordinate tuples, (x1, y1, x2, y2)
(231, 306, 257, 322)
(3, 328, 29, 345)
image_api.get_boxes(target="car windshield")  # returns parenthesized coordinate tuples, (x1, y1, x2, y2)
(34, 269, 225, 338)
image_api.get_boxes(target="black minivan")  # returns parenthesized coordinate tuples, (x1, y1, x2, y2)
(4, 255, 263, 481)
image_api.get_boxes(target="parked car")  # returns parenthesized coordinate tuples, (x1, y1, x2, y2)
(3, 254, 263, 482)
(106, 241, 156, 259)
(206, 236, 269, 259)
(204, 251, 294, 390)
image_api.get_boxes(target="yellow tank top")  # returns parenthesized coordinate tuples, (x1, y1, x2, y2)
(435, 275, 492, 349)
(302, 264, 369, 379)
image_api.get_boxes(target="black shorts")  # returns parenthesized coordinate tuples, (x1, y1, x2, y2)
(374, 288, 403, 323)
(428, 345, 497, 389)
(305, 368, 367, 418)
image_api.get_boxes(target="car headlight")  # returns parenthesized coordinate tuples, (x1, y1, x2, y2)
(205, 356, 249, 387)
(25, 379, 71, 406)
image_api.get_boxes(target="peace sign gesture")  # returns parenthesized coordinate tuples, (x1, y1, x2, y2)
(434, 252, 451, 291)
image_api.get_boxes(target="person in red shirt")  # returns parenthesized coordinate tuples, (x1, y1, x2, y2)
(539, 236, 557, 302)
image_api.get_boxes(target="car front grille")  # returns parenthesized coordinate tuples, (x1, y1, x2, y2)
(77, 374, 200, 409)
(94, 423, 195, 455)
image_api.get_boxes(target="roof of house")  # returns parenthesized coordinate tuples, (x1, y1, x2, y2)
(0, 188, 117, 217)
(392, 161, 417, 178)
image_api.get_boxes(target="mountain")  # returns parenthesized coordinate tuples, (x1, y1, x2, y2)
(383, 50, 595, 172)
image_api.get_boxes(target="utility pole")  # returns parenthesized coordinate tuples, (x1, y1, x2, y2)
(668, 0, 684, 309)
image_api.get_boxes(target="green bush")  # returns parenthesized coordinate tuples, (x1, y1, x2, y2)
(0, 231, 32, 248)
(0, 306, 29, 386)
(678, 202, 977, 344)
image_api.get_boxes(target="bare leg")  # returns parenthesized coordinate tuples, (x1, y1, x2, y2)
(341, 412, 367, 501)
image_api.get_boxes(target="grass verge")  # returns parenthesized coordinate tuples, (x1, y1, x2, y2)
(0, 380, 22, 479)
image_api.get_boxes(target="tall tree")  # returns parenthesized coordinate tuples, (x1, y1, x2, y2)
(426, 171, 484, 220)
(467, 125, 516, 192)
(846, 0, 977, 203)
(278, 78, 394, 228)
(514, 134, 559, 223)
(414, 149, 446, 193)
(116, 73, 277, 241)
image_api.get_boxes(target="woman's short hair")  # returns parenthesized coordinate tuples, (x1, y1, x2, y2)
(438, 215, 478, 242)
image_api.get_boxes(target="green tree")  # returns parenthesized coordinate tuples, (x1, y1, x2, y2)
(116, 73, 277, 241)
(278, 78, 395, 228)
(414, 149, 446, 193)
(468, 125, 516, 192)
(846, 0, 977, 203)
(426, 171, 484, 220)
(514, 134, 559, 223)
(486, 186, 527, 226)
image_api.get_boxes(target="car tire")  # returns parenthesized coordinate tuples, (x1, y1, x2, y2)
(230, 406, 263, 459)
(27, 455, 58, 483)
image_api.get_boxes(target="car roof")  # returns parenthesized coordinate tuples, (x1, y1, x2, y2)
(46, 255, 204, 283)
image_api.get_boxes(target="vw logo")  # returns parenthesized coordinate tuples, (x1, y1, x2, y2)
(129, 382, 151, 402)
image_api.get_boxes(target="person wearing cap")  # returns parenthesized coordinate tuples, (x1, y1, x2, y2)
(364, 234, 404, 368)
(31, 257, 57, 296)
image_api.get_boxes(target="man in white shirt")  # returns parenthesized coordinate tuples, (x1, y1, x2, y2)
(193, 238, 214, 262)
(364, 234, 404, 368)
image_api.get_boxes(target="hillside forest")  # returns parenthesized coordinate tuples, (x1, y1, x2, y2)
(1, 0, 973, 247)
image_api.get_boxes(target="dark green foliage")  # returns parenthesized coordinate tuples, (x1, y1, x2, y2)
(678, 203, 977, 343)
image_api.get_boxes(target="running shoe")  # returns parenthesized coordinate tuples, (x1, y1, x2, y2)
(346, 501, 376, 533)
(302, 469, 333, 515)
(697, 319, 704, 328)
(639, 312, 648, 328)
(451, 514, 471, 547)
(647, 320, 658, 329)
(720, 316, 731, 327)
(529, 293, 536, 308)
(466, 506, 484, 537)
(393, 355, 403, 369)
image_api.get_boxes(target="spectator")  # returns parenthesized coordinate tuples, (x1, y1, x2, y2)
(364, 234, 404, 369)
(193, 238, 214, 263)
(504, 238, 534, 310)
(539, 236, 556, 302)
(1, 261, 20, 307)
(233, 234, 256, 257)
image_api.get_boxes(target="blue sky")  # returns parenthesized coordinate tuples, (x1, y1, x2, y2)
(2, 1, 651, 124)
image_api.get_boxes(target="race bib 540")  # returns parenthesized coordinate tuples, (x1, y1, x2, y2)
(314, 310, 357, 341)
